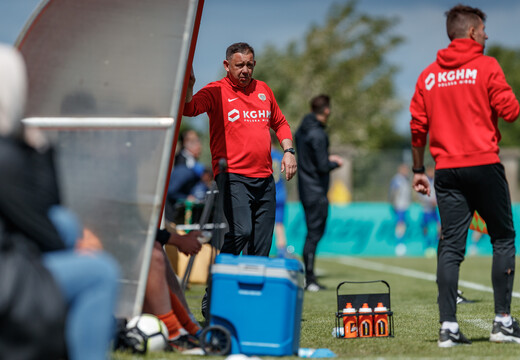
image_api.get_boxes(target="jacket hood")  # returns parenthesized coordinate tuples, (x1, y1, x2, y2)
(436, 38, 483, 69)
(298, 113, 324, 133)
(0, 44, 27, 138)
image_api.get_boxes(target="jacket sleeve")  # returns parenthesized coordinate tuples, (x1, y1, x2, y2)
(167, 166, 198, 203)
(183, 85, 216, 117)
(268, 87, 293, 142)
(488, 58, 520, 122)
(309, 129, 338, 174)
(0, 148, 64, 252)
(410, 77, 429, 147)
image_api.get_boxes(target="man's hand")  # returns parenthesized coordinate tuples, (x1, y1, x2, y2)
(76, 228, 103, 254)
(168, 230, 202, 256)
(412, 173, 431, 196)
(280, 138, 297, 181)
(185, 67, 196, 103)
(281, 152, 297, 181)
(188, 67, 196, 88)
(329, 154, 344, 167)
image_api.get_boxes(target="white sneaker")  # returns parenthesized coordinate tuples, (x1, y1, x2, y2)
(490, 319, 520, 343)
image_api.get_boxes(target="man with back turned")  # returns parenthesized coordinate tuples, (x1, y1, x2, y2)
(410, 5, 520, 347)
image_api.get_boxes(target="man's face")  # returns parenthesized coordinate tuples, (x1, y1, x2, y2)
(184, 130, 202, 158)
(224, 51, 255, 87)
(323, 107, 331, 122)
(472, 19, 488, 48)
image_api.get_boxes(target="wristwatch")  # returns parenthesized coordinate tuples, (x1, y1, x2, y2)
(284, 148, 295, 155)
(412, 166, 425, 174)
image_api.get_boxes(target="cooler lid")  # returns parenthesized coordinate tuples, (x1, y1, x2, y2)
(215, 254, 304, 272)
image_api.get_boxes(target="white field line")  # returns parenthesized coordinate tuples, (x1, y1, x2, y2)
(463, 318, 491, 331)
(335, 256, 520, 298)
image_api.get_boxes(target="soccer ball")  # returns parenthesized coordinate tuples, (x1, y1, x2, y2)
(125, 314, 169, 353)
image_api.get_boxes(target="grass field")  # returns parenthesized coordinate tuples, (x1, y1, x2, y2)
(112, 256, 520, 359)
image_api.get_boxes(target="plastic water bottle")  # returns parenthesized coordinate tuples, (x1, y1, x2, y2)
(332, 327, 345, 337)
(298, 348, 315, 357)
(374, 302, 389, 337)
(342, 302, 358, 338)
(358, 303, 373, 337)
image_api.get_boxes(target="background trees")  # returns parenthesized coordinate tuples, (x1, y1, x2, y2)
(488, 45, 520, 147)
(253, 0, 405, 150)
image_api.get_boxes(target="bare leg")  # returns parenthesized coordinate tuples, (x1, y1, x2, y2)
(163, 249, 193, 315)
(142, 241, 171, 314)
(275, 223, 287, 252)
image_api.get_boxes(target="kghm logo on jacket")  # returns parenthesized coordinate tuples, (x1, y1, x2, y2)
(227, 108, 271, 123)
(228, 109, 240, 122)
(425, 68, 477, 91)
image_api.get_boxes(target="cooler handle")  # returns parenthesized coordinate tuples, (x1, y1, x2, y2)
(237, 264, 266, 284)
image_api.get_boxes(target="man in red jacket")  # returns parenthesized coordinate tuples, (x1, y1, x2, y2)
(410, 5, 520, 347)
(184, 42, 296, 258)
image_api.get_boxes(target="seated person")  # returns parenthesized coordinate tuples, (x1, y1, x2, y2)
(165, 129, 209, 225)
(0, 44, 119, 360)
(143, 129, 213, 351)
(143, 228, 203, 351)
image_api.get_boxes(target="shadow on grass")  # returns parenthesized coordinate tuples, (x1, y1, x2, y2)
(470, 337, 493, 343)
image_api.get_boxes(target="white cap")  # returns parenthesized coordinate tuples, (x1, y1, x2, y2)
(358, 305, 372, 313)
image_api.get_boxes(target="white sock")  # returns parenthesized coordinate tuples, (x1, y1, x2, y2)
(441, 321, 459, 333)
(495, 314, 512, 327)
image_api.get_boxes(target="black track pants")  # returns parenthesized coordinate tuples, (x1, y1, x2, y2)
(302, 196, 329, 282)
(217, 173, 275, 256)
(435, 164, 515, 322)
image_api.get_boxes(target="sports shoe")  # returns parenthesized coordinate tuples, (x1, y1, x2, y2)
(201, 289, 209, 320)
(438, 328, 471, 347)
(456, 290, 474, 304)
(489, 319, 520, 343)
(305, 281, 326, 292)
(169, 334, 201, 353)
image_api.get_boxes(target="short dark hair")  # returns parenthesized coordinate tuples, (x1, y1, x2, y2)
(445, 4, 486, 41)
(226, 42, 255, 61)
(310, 94, 330, 114)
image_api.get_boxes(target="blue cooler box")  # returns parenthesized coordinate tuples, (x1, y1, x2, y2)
(209, 254, 304, 356)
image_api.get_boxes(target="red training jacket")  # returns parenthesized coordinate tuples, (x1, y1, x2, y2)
(410, 38, 519, 169)
(183, 75, 292, 177)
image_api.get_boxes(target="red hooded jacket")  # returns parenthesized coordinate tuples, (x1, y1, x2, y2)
(183, 75, 292, 177)
(410, 38, 519, 169)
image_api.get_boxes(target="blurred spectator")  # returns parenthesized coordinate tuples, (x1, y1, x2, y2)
(417, 166, 440, 257)
(175, 129, 202, 168)
(0, 43, 119, 360)
(141, 129, 209, 351)
(389, 163, 411, 256)
(271, 131, 290, 258)
(295, 94, 343, 291)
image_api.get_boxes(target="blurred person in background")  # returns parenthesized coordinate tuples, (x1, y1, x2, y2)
(389, 163, 411, 257)
(174, 129, 202, 168)
(417, 166, 440, 258)
(271, 130, 290, 258)
(295, 94, 343, 292)
(0, 43, 119, 360)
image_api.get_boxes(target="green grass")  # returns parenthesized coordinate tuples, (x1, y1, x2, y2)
(112, 256, 520, 359)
